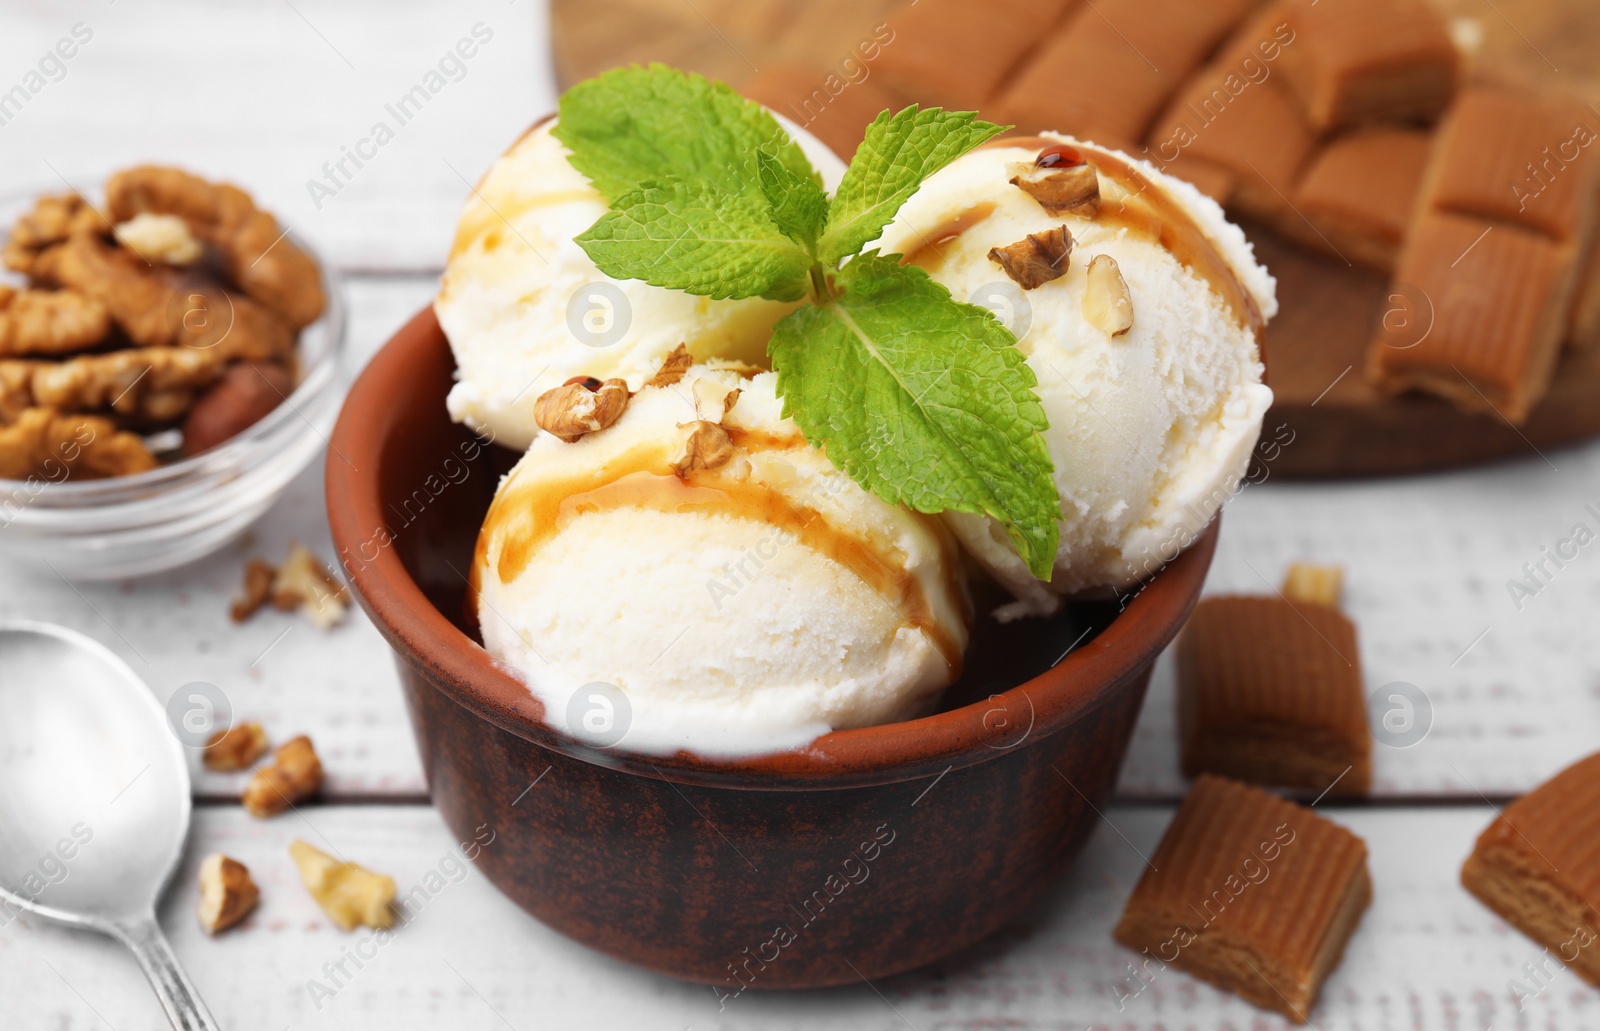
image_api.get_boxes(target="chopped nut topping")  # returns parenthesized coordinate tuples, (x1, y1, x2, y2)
(289, 840, 396, 931)
(113, 213, 203, 266)
(534, 377, 629, 443)
(203, 721, 270, 772)
(674, 420, 736, 476)
(1083, 255, 1134, 336)
(1282, 563, 1344, 608)
(562, 375, 602, 390)
(989, 225, 1073, 290)
(197, 854, 259, 935)
(644, 343, 693, 388)
(1010, 160, 1100, 217)
(270, 543, 349, 630)
(242, 735, 323, 817)
(691, 377, 740, 423)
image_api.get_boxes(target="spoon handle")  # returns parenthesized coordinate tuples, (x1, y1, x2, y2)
(112, 912, 223, 1031)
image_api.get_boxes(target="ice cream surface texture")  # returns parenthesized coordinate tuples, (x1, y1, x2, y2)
(437, 117, 847, 451)
(472, 366, 971, 758)
(871, 135, 1276, 615)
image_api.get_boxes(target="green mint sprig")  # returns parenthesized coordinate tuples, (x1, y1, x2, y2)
(553, 64, 1059, 580)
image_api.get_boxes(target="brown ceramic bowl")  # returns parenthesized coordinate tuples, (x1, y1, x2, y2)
(326, 306, 1218, 991)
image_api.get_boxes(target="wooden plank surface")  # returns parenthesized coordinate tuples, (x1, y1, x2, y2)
(4, 803, 1590, 1030)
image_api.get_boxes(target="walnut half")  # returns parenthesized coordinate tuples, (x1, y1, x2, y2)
(197, 854, 259, 934)
(534, 377, 629, 442)
(1010, 158, 1100, 217)
(989, 225, 1073, 291)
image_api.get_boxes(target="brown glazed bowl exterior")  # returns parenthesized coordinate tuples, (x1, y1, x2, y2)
(326, 306, 1219, 991)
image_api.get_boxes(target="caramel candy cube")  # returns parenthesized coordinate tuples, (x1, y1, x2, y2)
(1293, 127, 1434, 271)
(743, 62, 903, 162)
(870, 0, 1079, 112)
(1427, 86, 1600, 245)
(1462, 751, 1600, 988)
(1154, 153, 1237, 205)
(996, 0, 1255, 146)
(1147, 40, 1315, 221)
(1178, 596, 1371, 795)
(1114, 775, 1372, 1024)
(1569, 224, 1600, 350)
(1369, 211, 1579, 423)
(1278, 0, 1458, 132)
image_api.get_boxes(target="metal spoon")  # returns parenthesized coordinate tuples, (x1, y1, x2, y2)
(0, 620, 221, 1031)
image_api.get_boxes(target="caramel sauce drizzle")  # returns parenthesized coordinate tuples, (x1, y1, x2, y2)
(476, 444, 963, 673)
(978, 136, 1266, 343)
(903, 202, 998, 272)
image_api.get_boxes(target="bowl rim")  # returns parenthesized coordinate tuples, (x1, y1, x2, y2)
(327, 306, 1218, 788)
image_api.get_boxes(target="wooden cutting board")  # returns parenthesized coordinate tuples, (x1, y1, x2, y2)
(550, 0, 1600, 477)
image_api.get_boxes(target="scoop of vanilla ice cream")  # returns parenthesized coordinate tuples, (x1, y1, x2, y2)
(437, 117, 847, 451)
(472, 366, 970, 757)
(871, 135, 1274, 616)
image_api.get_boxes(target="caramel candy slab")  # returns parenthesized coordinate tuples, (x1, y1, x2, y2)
(1292, 127, 1435, 271)
(1278, 0, 1458, 132)
(1369, 211, 1579, 424)
(1114, 775, 1372, 1024)
(1178, 596, 1371, 795)
(1427, 86, 1600, 245)
(870, 0, 1078, 112)
(1461, 751, 1600, 988)
(997, 0, 1254, 146)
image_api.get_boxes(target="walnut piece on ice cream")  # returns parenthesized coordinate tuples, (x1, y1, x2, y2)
(989, 225, 1073, 290)
(534, 377, 629, 442)
(1082, 254, 1134, 337)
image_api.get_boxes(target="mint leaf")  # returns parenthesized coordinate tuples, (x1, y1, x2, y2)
(554, 64, 817, 209)
(576, 178, 812, 301)
(818, 107, 1009, 267)
(757, 146, 828, 252)
(769, 253, 1058, 579)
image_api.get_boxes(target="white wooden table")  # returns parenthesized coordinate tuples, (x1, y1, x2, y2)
(2, 2, 1598, 1027)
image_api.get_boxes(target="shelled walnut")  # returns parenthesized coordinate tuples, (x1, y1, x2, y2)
(197, 854, 259, 934)
(241, 735, 323, 817)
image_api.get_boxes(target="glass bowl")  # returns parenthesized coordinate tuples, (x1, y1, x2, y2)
(0, 184, 347, 579)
